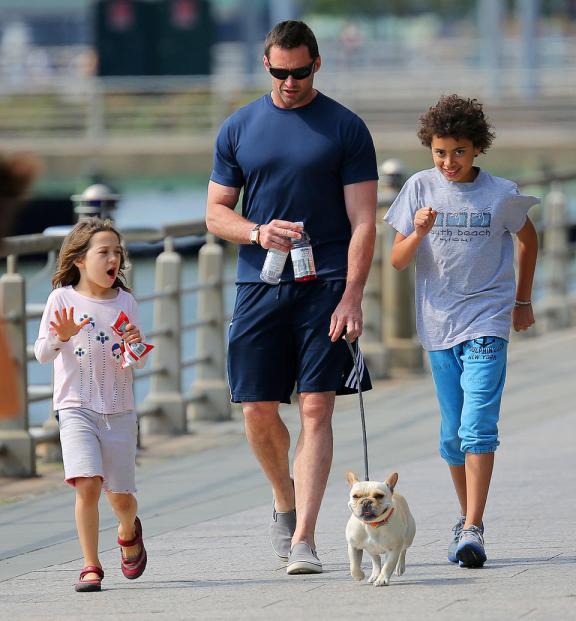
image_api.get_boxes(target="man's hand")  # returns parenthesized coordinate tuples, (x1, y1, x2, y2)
(329, 290, 363, 343)
(258, 220, 303, 252)
(513, 304, 535, 331)
(122, 323, 142, 345)
(414, 207, 437, 238)
(49, 307, 90, 342)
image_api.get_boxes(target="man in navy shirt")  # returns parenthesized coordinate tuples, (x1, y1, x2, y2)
(206, 20, 378, 574)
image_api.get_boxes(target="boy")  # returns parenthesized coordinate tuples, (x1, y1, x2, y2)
(384, 94, 539, 568)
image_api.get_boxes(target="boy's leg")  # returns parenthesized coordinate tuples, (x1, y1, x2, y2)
(459, 337, 507, 529)
(449, 464, 467, 516)
(464, 453, 494, 528)
(75, 476, 103, 579)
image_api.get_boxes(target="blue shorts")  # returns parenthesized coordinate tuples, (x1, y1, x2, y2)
(228, 280, 371, 404)
(428, 337, 508, 466)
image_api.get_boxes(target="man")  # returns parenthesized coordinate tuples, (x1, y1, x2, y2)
(206, 20, 378, 574)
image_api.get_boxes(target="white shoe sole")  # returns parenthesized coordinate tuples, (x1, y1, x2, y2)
(286, 560, 323, 575)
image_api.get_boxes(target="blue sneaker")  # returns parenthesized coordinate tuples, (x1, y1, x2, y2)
(456, 525, 487, 568)
(447, 516, 465, 563)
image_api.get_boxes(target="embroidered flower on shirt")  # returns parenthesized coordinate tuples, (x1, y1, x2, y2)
(79, 312, 95, 331)
(95, 330, 110, 344)
(111, 342, 123, 361)
(74, 347, 86, 357)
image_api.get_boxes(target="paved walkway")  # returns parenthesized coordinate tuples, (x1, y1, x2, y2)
(0, 329, 574, 620)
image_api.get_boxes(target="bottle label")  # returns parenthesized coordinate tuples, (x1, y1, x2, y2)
(291, 246, 316, 280)
(261, 250, 288, 283)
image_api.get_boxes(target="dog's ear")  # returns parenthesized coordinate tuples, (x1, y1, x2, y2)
(346, 471, 360, 487)
(385, 472, 398, 493)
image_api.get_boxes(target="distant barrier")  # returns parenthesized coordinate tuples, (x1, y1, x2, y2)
(0, 172, 575, 477)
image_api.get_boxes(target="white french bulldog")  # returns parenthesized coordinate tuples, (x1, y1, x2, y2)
(345, 471, 416, 586)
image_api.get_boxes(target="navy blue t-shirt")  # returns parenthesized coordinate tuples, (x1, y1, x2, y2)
(210, 91, 378, 283)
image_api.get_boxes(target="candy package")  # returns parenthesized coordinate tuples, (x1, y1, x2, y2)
(111, 311, 154, 368)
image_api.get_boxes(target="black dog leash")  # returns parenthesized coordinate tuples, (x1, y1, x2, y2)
(344, 334, 370, 481)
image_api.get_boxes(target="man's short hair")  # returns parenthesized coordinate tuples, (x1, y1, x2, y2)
(264, 20, 319, 60)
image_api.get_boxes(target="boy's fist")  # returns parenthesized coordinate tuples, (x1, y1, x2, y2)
(414, 207, 437, 238)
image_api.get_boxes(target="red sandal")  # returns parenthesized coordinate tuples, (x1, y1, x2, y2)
(118, 516, 147, 580)
(75, 566, 104, 592)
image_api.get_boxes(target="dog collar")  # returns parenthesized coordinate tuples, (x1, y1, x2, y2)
(366, 507, 395, 528)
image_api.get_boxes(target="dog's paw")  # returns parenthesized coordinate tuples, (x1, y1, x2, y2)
(396, 562, 405, 576)
(372, 576, 390, 587)
(351, 569, 365, 581)
(368, 572, 379, 583)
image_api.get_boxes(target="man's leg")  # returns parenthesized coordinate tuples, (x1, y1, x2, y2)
(243, 401, 295, 512)
(292, 391, 335, 549)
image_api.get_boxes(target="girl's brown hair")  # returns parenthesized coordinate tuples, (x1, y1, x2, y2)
(52, 218, 130, 291)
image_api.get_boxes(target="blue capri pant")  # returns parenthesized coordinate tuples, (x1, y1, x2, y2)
(428, 337, 508, 466)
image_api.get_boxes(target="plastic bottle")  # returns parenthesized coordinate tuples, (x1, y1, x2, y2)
(290, 221, 317, 282)
(260, 247, 289, 285)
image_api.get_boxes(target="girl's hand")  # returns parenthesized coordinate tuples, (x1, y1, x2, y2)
(513, 304, 535, 331)
(122, 323, 141, 344)
(49, 307, 90, 342)
(414, 207, 437, 238)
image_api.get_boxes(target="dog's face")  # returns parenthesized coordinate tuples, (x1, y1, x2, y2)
(346, 471, 398, 522)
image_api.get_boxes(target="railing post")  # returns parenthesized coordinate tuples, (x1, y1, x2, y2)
(541, 182, 571, 329)
(378, 159, 423, 371)
(0, 260, 35, 476)
(189, 235, 231, 421)
(142, 239, 186, 434)
(361, 221, 388, 379)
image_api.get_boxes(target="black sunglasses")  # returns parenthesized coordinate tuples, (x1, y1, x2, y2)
(267, 60, 315, 81)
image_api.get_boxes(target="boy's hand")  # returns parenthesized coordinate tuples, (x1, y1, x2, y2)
(49, 307, 90, 342)
(122, 323, 141, 344)
(513, 304, 535, 331)
(414, 207, 437, 238)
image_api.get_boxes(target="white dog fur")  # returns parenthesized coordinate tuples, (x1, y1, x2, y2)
(345, 471, 416, 586)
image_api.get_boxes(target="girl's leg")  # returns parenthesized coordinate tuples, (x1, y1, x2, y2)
(106, 491, 140, 560)
(75, 476, 103, 579)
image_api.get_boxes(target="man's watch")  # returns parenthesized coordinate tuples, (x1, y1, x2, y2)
(249, 224, 261, 245)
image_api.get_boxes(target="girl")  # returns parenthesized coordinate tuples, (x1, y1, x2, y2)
(35, 218, 147, 592)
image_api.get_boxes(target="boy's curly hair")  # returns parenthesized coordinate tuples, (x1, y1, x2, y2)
(417, 94, 495, 153)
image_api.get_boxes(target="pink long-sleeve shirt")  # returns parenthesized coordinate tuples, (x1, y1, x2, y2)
(35, 286, 143, 414)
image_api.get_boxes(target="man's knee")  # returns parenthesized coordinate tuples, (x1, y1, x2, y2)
(300, 392, 334, 428)
(243, 401, 281, 431)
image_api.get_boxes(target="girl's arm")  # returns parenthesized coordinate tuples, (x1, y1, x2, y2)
(390, 207, 437, 271)
(34, 304, 89, 363)
(513, 216, 538, 331)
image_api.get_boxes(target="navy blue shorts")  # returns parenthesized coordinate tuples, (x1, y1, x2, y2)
(228, 280, 371, 404)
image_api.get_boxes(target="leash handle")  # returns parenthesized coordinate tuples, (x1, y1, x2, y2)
(344, 334, 369, 481)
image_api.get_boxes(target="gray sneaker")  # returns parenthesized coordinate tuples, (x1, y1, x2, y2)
(447, 516, 465, 563)
(456, 525, 487, 568)
(286, 542, 323, 575)
(270, 506, 296, 561)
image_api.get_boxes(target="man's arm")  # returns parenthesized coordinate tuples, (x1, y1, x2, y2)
(513, 216, 538, 331)
(328, 180, 377, 342)
(206, 180, 301, 251)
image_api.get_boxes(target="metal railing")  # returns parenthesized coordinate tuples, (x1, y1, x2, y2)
(0, 170, 575, 477)
(0, 222, 233, 477)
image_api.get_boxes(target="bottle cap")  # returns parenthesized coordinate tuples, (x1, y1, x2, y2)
(295, 221, 303, 227)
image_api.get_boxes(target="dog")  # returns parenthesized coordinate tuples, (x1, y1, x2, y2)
(345, 471, 416, 586)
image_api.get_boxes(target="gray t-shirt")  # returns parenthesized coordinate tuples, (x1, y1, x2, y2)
(384, 167, 539, 351)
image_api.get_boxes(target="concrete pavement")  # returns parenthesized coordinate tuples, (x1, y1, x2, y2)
(0, 328, 574, 620)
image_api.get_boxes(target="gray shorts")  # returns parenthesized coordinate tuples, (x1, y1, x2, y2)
(58, 407, 138, 493)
